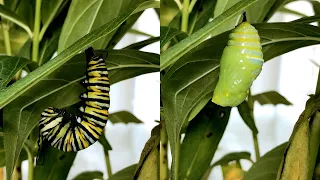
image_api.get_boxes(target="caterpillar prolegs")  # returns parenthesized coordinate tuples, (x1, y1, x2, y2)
(212, 20, 264, 107)
(38, 47, 110, 154)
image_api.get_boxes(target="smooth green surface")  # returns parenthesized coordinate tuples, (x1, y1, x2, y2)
(73, 171, 103, 180)
(0, 56, 32, 90)
(237, 101, 259, 134)
(213, 151, 252, 166)
(179, 102, 231, 180)
(252, 91, 292, 105)
(160, 26, 188, 49)
(34, 147, 76, 180)
(109, 111, 143, 124)
(212, 47, 262, 107)
(244, 143, 287, 180)
(108, 164, 138, 180)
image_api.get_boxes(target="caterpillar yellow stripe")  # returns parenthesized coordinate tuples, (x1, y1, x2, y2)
(212, 21, 264, 107)
(38, 47, 110, 153)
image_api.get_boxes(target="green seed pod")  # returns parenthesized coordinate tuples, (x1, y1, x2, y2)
(212, 22, 263, 107)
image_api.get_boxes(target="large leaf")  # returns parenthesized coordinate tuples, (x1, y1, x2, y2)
(179, 102, 230, 180)
(124, 36, 160, 50)
(0, 4, 32, 37)
(160, 26, 188, 50)
(73, 171, 103, 180)
(252, 91, 292, 106)
(244, 143, 287, 180)
(292, 15, 320, 24)
(109, 111, 143, 124)
(108, 164, 138, 180)
(3, 49, 159, 180)
(162, 21, 320, 180)
(58, 0, 147, 52)
(213, 151, 252, 166)
(0, 26, 29, 55)
(99, 133, 112, 151)
(237, 101, 258, 134)
(160, 0, 260, 71)
(212, 0, 241, 37)
(264, 0, 288, 22)
(0, 1, 158, 110)
(33, 147, 76, 180)
(40, 0, 65, 40)
(0, 56, 32, 90)
(246, 0, 275, 23)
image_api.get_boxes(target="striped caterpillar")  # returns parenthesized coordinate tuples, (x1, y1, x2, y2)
(37, 47, 110, 155)
(212, 19, 263, 107)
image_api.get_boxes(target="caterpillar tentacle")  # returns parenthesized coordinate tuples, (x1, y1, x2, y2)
(38, 47, 110, 153)
(212, 21, 264, 107)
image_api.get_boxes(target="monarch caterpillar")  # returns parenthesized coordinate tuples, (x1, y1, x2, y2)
(37, 47, 110, 155)
(212, 19, 263, 107)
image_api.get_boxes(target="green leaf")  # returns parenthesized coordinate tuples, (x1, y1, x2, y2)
(253, 91, 291, 106)
(292, 15, 320, 24)
(160, 0, 180, 26)
(161, 0, 260, 71)
(134, 125, 160, 179)
(212, 0, 242, 37)
(128, 29, 155, 38)
(3, 49, 159, 180)
(38, 27, 61, 65)
(0, 136, 5, 167)
(124, 36, 160, 50)
(188, 0, 218, 33)
(99, 133, 112, 151)
(0, 56, 33, 90)
(213, 152, 252, 166)
(73, 171, 103, 180)
(109, 164, 138, 180)
(109, 111, 143, 124)
(162, 21, 320, 180)
(264, 0, 288, 22)
(244, 143, 287, 180)
(160, 26, 188, 50)
(0, 1, 156, 110)
(40, 0, 65, 40)
(246, 0, 276, 23)
(34, 147, 76, 180)
(278, 7, 307, 17)
(58, 0, 149, 52)
(0, 26, 29, 55)
(179, 102, 231, 180)
(237, 101, 258, 134)
(0, 4, 32, 37)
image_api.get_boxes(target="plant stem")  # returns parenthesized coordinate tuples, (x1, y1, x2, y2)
(2, 23, 11, 56)
(32, 0, 41, 63)
(160, 121, 169, 180)
(308, 112, 320, 180)
(188, 0, 197, 13)
(174, 135, 181, 180)
(13, 162, 22, 180)
(316, 71, 320, 95)
(104, 150, 112, 177)
(248, 89, 260, 160)
(181, 0, 190, 33)
(23, 144, 34, 180)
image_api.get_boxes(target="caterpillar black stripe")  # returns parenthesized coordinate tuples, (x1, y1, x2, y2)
(38, 47, 110, 153)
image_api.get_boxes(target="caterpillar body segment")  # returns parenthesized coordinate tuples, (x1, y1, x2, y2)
(38, 47, 110, 153)
(212, 22, 264, 107)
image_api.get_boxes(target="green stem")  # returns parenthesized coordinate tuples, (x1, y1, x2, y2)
(104, 150, 112, 177)
(316, 71, 320, 95)
(13, 162, 22, 180)
(32, 0, 41, 63)
(2, 23, 11, 56)
(23, 144, 34, 180)
(248, 89, 260, 160)
(188, 0, 197, 13)
(181, 0, 190, 33)
(174, 135, 181, 180)
(160, 121, 169, 180)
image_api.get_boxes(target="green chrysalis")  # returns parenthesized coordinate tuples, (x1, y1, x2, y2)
(212, 22, 264, 107)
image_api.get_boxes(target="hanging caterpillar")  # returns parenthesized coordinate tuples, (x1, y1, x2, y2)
(38, 47, 110, 154)
(212, 18, 263, 107)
